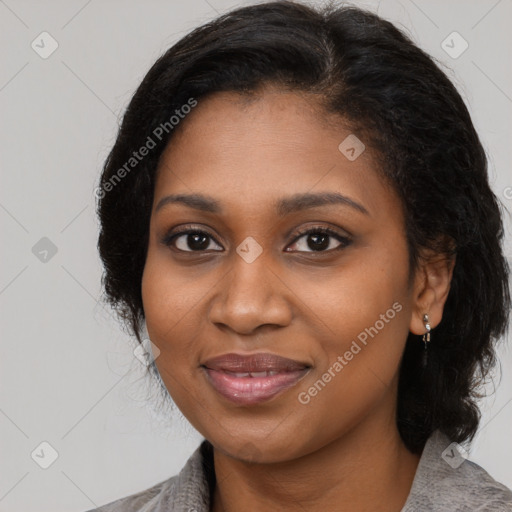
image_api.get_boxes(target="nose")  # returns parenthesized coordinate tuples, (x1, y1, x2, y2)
(207, 255, 293, 336)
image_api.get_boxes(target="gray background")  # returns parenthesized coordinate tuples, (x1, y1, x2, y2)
(1, 0, 511, 510)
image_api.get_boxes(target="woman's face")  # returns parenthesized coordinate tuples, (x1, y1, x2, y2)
(142, 89, 421, 462)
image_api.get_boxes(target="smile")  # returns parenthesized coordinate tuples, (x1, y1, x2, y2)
(201, 352, 311, 405)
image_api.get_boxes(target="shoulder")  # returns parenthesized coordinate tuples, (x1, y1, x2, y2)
(83, 440, 213, 512)
(434, 457, 512, 511)
(84, 475, 178, 512)
(403, 430, 512, 511)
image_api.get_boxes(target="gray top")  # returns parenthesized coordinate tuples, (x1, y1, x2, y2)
(87, 430, 512, 511)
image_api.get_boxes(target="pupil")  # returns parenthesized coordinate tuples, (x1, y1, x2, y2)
(308, 233, 329, 251)
(188, 233, 209, 250)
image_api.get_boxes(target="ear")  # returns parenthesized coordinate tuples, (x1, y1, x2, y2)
(409, 247, 456, 336)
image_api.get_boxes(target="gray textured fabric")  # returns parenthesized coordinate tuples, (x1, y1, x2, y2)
(87, 430, 512, 511)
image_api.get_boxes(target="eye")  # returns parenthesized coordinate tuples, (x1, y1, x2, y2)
(286, 227, 352, 253)
(161, 225, 352, 254)
(162, 227, 223, 252)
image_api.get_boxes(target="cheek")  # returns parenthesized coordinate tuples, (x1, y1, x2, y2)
(294, 238, 412, 404)
(292, 301, 410, 455)
(141, 249, 228, 418)
(141, 253, 201, 363)
(142, 259, 203, 417)
(141, 239, 214, 326)
(297, 242, 410, 348)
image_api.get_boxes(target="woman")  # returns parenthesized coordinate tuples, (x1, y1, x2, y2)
(90, 1, 512, 510)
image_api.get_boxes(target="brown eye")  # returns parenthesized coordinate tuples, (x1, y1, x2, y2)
(163, 229, 223, 252)
(286, 228, 352, 253)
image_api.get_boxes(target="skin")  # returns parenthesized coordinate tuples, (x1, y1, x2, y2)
(141, 87, 455, 512)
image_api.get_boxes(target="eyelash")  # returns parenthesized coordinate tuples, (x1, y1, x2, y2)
(161, 224, 352, 254)
(290, 226, 352, 252)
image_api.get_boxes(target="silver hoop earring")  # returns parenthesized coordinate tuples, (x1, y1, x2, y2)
(421, 313, 431, 368)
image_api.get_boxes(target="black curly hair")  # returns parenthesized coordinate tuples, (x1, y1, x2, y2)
(96, 1, 511, 454)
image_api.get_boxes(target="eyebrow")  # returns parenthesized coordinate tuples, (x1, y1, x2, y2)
(155, 191, 369, 216)
(276, 191, 369, 216)
(155, 193, 222, 214)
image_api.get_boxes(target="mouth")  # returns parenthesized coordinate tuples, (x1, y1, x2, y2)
(201, 352, 311, 406)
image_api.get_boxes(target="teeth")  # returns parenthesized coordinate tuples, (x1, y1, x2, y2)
(226, 371, 281, 378)
(250, 371, 268, 378)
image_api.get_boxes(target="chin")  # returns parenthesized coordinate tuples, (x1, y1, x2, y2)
(207, 427, 308, 464)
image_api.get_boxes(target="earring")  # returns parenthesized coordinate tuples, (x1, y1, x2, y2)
(421, 313, 431, 368)
(422, 314, 431, 346)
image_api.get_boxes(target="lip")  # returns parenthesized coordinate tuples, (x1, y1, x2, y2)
(201, 352, 311, 405)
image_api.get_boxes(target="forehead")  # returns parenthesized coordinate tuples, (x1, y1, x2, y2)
(154, 89, 400, 219)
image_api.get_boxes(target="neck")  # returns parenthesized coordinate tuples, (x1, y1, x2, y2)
(211, 407, 421, 512)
